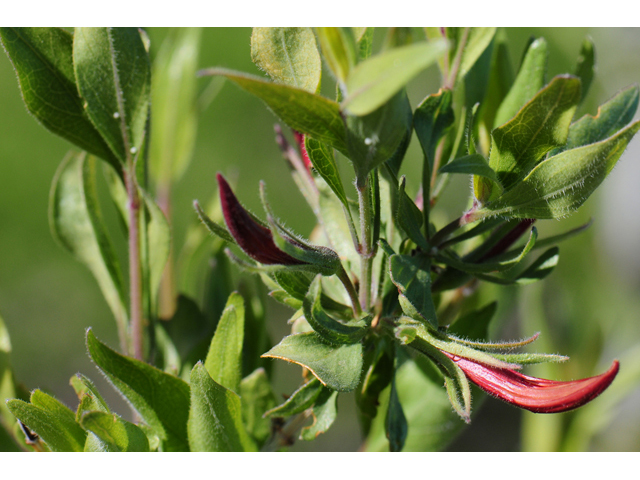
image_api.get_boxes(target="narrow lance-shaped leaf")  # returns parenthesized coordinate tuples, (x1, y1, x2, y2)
(488, 75, 582, 196)
(265, 378, 324, 417)
(188, 363, 256, 452)
(342, 39, 448, 116)
(251, 27, 321, 93)
(575, 37, 595, 104)
(395, 176, 428, 249)
(300, 388, 339, 441)
(86, 329, 191, 451)
(315, 27, 356, 85)
(440, 153, 501, 185)
(475, 120, 640, 221)
(204, 292, 245, 393)
(494, 37, 548, 128)
(80, 412, 149, 452)
(149, 28, 202, 183)
(550, 84, 639, 156)
(414, 88, 455, 173)
(7, 390, 87, 452)
(389, 254, 438, 330)
(73, 27, 150, 164)
(199, 68, 347, 153)
(0, 27, 119, 168)
(49, 152, 128, 350)
(458, 27, 496, 79)
(385, 355, 407, 452)
(262, 332, 363, 392)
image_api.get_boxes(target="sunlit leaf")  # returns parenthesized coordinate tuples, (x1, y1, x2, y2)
(80, 411, 149, 452)
(315, 27, 356, 84)
(300, 388, 338, 441)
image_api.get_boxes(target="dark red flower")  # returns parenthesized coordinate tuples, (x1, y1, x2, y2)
(443, 351, 619, 413)
(217, 173, 305, 266)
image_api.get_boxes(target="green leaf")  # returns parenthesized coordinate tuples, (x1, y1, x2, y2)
(204, 292, 245, 393)
(575, 37, 595, 103)
(193, 200, 235, 244)
(364, 355, 467, 451)
(303, 276, 368, 345)
(315, 27, 356, 84)
(80, 411, 149, 452)
(188, 363, 256, 452)
(551, 85, 639, 156)
(0, 314, 17, 429)
(494, 37, 548, 128)
(342, 39, 448, 116)
(480, 28, 514, 139)
(251, 27, 321, 93)
(7, 391, 86, 452)
(478, 120, 640, 220)
(239, 368, 277, 446)
(265, 378, 323, 417)
(346, 90, 413, 179)
(385, 368, 407, 452)
(140, 191, 171, 314)
(199, 68, 347, 153)
(73, 27, 150, 164)
(472, 247, 560, 285)
(440, 153, 500, 185)
(448, 302, 497, 339)
(304, 136, 351, 216)
(49, 152, 128, 349)
(0, 422, 21, 452)
(86, 329, 190, 451)
(0, 27, 119, 168)
(488, 75, 582, 195)
(414, 88, 455, 170)
(395, 176, 428, 249)
(300, 388, 339, 441)
(356, 338, 394, 435)
(389, 254, 438, 330)
(354, 28, 374, 60)
(262, 332, 363, 392)
(149, 28, 202, 183)
(435, 227, 537, 274)
(458, 27, 496, 79)
(70, 374, 110, 415)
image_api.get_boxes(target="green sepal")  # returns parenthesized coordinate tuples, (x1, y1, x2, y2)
(73, 27, 150, 164)
(389, 254, 438, 329)
(494, 37, 548, 128)
(188, 362, 257, 452)
(262, 332, 363, 392)
(7, 391, 87, 452)
(342, 39, 448, 116)
(86, 329, 190, 451)
(204, 292, 244, 393)
(265, 378, 323, 417)
(300, 388, 339, 441)
(491, 352, 569, 365)
(251, 27, 321, 93)
(79, 411, 149, 452)
(0, 27, 119, 169)
(303, 276, 368, 345)
(199, 67, 348, 153)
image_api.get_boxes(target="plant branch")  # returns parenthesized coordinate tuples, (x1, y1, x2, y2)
(125, 166, 144, 361)
(357, 174, 374, 311)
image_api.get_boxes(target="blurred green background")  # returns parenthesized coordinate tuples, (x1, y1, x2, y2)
(1, 28, 639, 451)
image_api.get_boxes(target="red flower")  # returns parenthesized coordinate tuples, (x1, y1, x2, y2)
(217, 173, 305, 266)
(444, 352, 619, 413)
(292, 130, 313, 171)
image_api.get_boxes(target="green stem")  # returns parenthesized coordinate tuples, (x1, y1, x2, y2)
(357, 174, 374, 311)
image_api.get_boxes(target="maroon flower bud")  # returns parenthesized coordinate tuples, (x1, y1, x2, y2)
(443, 352, 619, 413)
(292, 130, 312, 171)
(217, 173, 306, 266)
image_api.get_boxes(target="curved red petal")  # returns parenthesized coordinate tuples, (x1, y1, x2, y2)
(292, 131, 312, 170)
(445, 352, 619, 413)
(217, 173, 305, 266)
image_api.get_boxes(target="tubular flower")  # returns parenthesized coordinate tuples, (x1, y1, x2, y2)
(292, 130, 313, 171)
(217, 173, 305, 266)
(443, 352, 620, 413)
